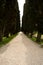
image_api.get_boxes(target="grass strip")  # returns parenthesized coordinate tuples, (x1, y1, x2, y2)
(0, 33, 18, 47)
(27, 34, 43, 44)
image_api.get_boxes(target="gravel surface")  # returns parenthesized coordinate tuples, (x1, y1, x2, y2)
(0, 32, 43, 65)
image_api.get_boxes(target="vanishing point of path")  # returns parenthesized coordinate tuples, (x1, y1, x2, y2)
(0, 32, 43, 65)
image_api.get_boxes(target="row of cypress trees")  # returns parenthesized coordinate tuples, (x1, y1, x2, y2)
(22, 0, 43, 42)
(0, 0, 20, 41)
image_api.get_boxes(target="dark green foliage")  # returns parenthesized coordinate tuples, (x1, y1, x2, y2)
(0, 0, 20, 41)
(22, 0, 43, 42)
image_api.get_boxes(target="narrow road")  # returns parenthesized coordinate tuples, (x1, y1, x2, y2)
(0, 32, 43, 65)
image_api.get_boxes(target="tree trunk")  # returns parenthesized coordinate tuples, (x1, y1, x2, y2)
(0, 31, 2, 42)
(30, 32, 33, 38)
(36, 32, 41, 42)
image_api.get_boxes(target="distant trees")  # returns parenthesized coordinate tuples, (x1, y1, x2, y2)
(22, 0, 43, 42)
(0, 0, 20, 41)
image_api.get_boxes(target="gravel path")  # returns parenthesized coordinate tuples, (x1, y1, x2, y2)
(0, 32, 43, 65)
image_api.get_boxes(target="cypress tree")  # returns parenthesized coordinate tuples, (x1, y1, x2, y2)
(22, 0, 43, 41)
(0, 0, 20, 41)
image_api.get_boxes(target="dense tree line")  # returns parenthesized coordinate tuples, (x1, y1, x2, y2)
(0, 0, 20, 41)
(22, 0, 43, 42)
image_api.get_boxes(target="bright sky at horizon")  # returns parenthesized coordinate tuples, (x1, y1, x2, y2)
(18, 0, 25, 21)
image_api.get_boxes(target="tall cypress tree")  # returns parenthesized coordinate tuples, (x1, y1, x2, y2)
(0, 0, 20, 41)
(0, 0, 6, 41)
(4, 0, 20, 37)
(22, 0, 43, 41)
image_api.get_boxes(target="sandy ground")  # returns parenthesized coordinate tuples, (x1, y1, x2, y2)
(0, 32, 43, 65)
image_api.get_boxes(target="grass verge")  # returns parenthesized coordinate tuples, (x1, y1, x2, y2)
(31, 37, 43, 44)
(0, 33, 18, 47)
(27, 34, 43, 44)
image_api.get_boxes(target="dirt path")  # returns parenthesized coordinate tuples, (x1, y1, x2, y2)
(0, 32, 43, 65)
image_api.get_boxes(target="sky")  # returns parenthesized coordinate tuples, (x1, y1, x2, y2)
(18, 0, 25, 21)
